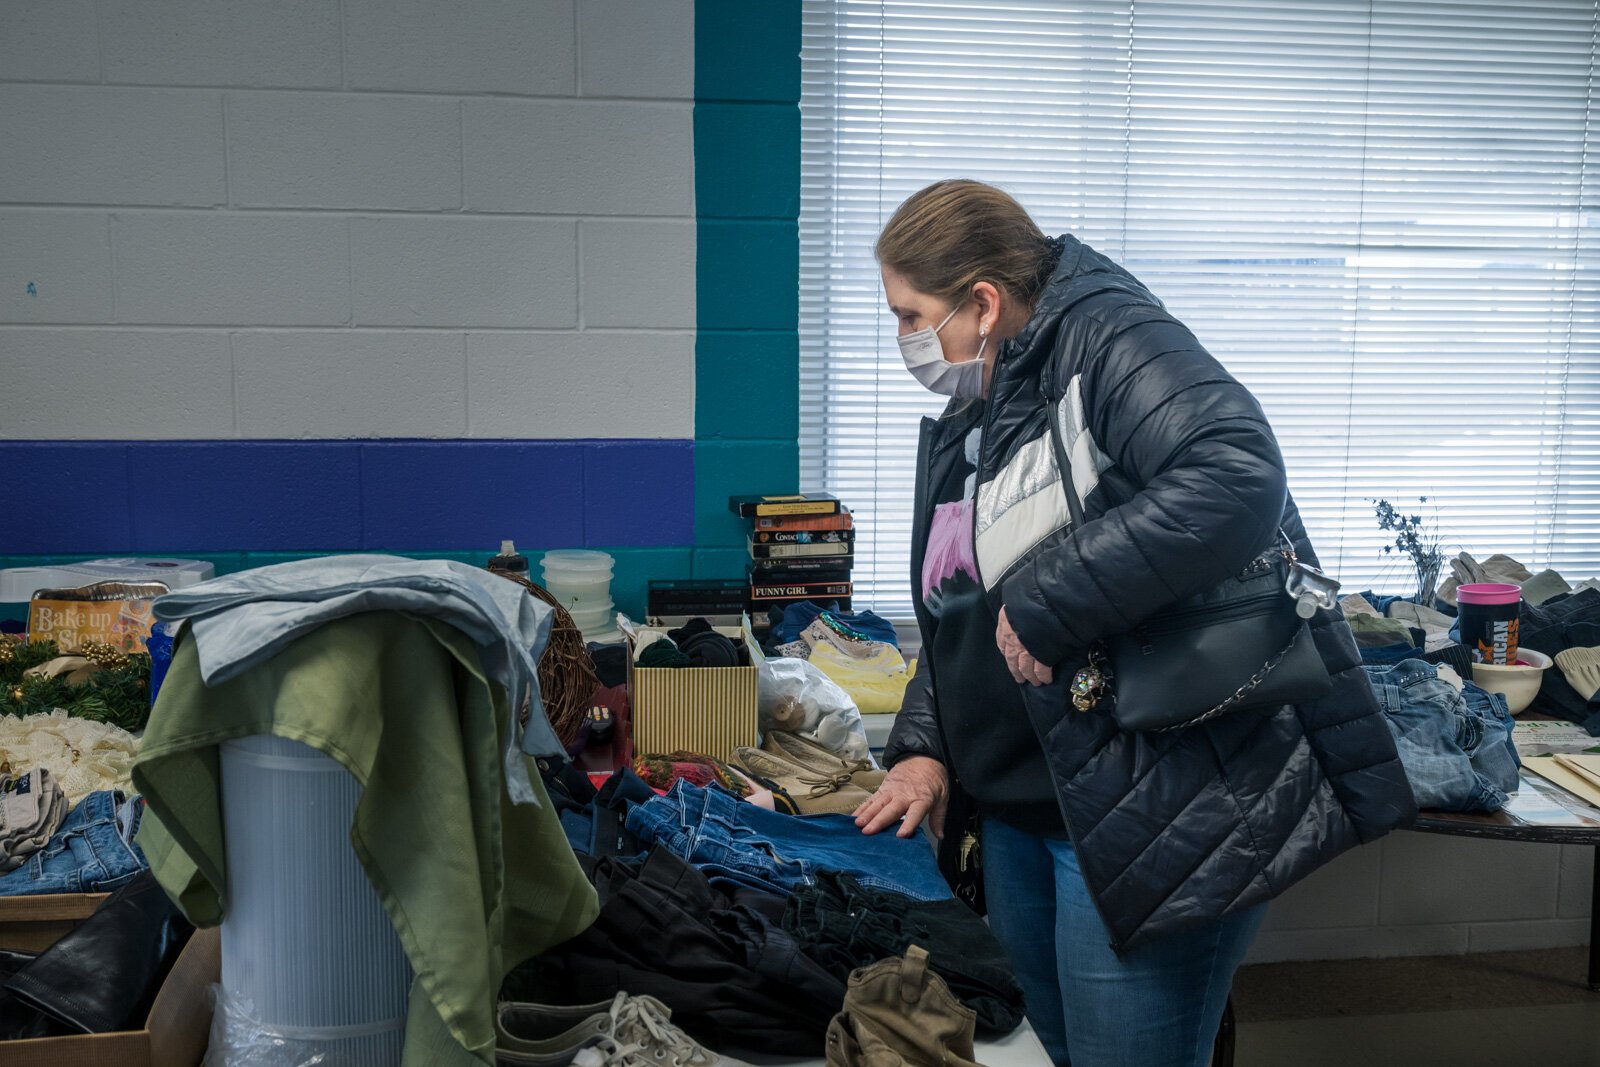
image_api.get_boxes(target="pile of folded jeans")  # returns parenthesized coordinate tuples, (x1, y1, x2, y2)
(0, 789, 147, 897)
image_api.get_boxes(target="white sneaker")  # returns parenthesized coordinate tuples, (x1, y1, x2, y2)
(497, 991, 755, 1067)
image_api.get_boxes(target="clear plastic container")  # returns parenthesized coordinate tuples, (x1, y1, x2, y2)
(565, 600, 615, 631)
(540, 549, 615, 580)
(545, 576, 613, 606)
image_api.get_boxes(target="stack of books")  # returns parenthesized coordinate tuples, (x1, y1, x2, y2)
(728, 493, 854, 617)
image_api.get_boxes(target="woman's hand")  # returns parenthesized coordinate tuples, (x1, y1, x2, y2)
(853, 755, 949, 839)
(997, 606, 1054, 686)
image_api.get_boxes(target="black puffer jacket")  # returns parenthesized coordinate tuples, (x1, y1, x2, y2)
(886, 234, 1416, 952)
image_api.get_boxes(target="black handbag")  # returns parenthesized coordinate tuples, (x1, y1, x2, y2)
(1044, 403, 1338, 732)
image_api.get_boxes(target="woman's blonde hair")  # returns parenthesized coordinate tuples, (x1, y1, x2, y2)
(875, 180, 1056, 310)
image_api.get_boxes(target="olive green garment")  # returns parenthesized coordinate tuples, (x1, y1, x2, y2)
(824, 945, 981, 1067)
(1346, 614, 1416, 649)
(133, 612, 599, 1066)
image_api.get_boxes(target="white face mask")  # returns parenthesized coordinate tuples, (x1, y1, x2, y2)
(897, 302, 988, 398)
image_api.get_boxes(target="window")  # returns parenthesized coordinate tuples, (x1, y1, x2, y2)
(800, 0, 1599, 620)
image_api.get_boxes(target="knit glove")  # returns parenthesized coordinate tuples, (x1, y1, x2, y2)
(1554, 646, 1600, 702)
(1439, 552, 1535, 607)
(1450, 552, 1489, 589)
(636, 636, 691, 669)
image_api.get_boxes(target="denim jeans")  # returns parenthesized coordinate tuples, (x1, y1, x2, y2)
(0, 791, 146, 896)
(542, 763, 654, 857)
(626, 780, 950, 901)
(1359, 642, 1426, 666)
(1365, 659, 1521, 813)
(981, 816, 1266, 1067)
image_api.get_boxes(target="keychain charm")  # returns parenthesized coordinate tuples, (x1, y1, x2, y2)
(1285, 558, 1341, 619)
(1071, 650, 1108, 712)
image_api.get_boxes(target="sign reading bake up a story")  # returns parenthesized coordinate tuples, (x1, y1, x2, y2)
(27, 581, 169, 653)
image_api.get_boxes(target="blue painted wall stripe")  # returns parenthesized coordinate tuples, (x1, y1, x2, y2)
(0, 439, 693, 555)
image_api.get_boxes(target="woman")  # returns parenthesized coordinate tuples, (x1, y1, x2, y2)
(852, 180, 1415, 1067)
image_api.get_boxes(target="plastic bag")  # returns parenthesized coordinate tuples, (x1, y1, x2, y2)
(145, 620, 176, 705)
(203, 986, 333, 1067)
(807, 642, 910, 715)
(757, 656, 875, 765)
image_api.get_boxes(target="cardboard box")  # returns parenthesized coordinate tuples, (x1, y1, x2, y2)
(629, 617, 763, 762)
(0, 893, 219, 1067)
(0, 893, 108, 953)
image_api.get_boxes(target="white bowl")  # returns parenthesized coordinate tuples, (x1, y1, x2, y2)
(1470, 647, 1552, 715)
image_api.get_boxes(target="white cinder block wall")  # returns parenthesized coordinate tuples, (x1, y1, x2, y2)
(0, 0, 697, 443)
(1244, 826, 1593, 964)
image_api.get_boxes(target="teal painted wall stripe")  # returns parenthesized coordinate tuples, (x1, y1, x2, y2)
(694, 0, 804, 104)
(693, 0, 803, 563)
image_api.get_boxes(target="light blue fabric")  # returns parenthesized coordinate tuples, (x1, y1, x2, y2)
(981, 816, 1266, 1067)
(1364, 659, 1521, 813)
(153, 555, 561, 801)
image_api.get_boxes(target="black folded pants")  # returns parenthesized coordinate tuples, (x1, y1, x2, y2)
(507, 848, 845, 1054)
(784, 870, 1027, 1034)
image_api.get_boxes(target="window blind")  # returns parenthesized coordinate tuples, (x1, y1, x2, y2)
(799, 0, 1599, 621)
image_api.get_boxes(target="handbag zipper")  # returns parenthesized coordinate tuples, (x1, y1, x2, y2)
(1138, 592, 1285, 635)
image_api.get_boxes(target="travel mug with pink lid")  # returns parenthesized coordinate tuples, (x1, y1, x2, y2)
(1456, 583, 1522, 665)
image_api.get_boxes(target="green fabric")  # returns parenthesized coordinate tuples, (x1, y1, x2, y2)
(1345, 614, 1416, 649)
(1520, 569, 1572, 608)
(132, 613, 599, 1066)
(637, 636, 692, 669)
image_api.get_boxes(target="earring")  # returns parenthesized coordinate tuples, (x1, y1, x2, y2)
(980, 324, 989, 337)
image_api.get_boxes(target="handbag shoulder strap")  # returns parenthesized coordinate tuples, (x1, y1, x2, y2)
(1045, 392, 1089, 530)
(1047, 389, 1294, 565)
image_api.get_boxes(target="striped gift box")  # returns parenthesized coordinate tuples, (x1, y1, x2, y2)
(629, 618, 761, 762)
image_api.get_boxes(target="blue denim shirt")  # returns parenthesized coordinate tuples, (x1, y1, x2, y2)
(1364, 660, 1521, 813)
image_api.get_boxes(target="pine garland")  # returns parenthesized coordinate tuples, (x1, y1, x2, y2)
(0, 638, 151, 733)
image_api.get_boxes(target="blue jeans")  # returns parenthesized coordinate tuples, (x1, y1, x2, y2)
(626, 781, 950, 901)
(0, 791, 147, 896)
(1365, 659, 1520, 812)
(981, 816, 1266, 1067)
